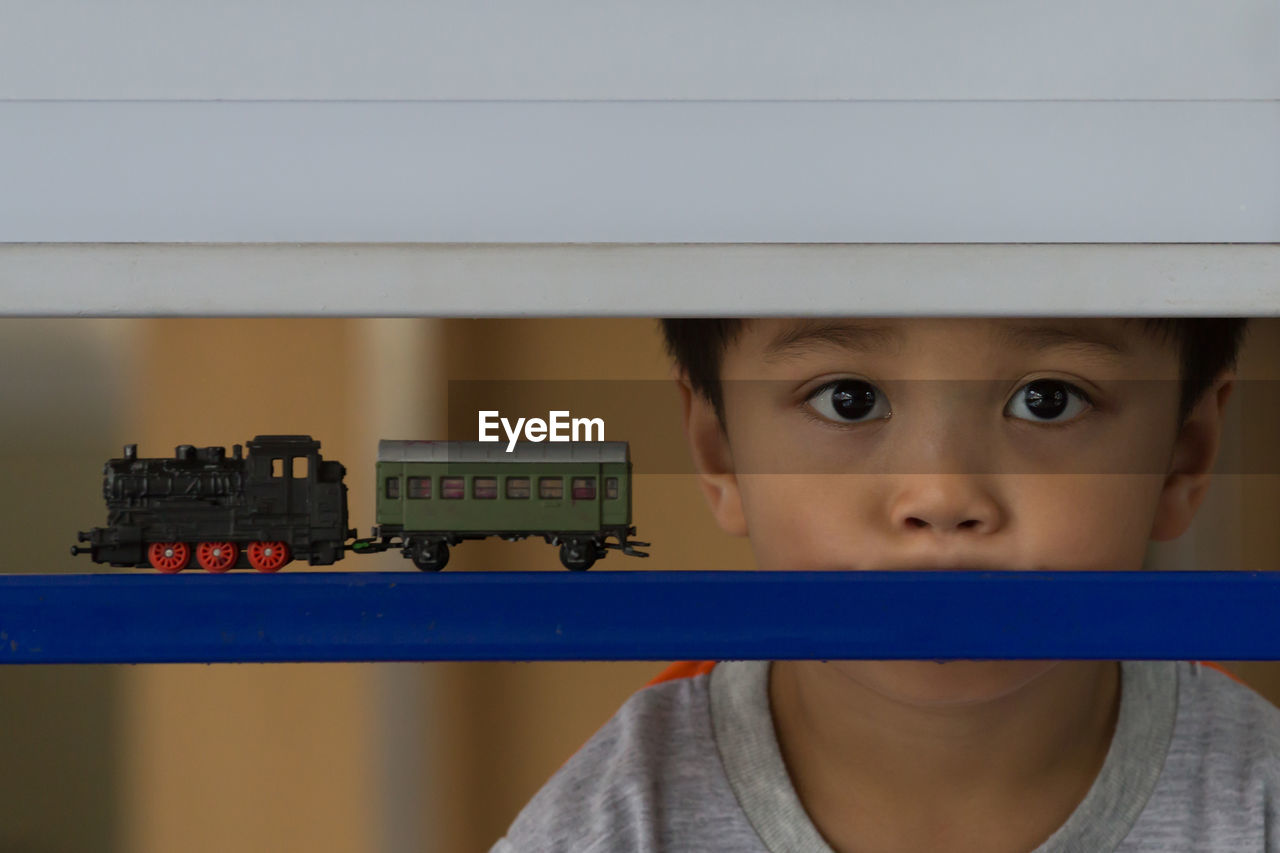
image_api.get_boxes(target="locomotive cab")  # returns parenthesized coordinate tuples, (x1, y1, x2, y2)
(245, 435, 317, 517)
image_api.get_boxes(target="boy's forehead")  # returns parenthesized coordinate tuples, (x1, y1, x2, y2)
(733, 317, 1157, 362)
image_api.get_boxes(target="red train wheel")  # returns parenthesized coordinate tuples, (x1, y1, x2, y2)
(148, 542, 191, 573)
(247, 541, 291, 573)
(196, 541, 239, 573)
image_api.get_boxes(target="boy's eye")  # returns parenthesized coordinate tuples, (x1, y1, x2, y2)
(805, 379, 888, 424)
(804, 377, 1093, 425)
(1006, 378, 1092, 423)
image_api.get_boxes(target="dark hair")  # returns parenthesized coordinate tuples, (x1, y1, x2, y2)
(659, 318, 1251, 430)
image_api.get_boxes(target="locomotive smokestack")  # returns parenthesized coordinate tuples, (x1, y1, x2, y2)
(176, 444, 195, 461)
(232, 444, 242, 460)
(123, 444, 137, 461)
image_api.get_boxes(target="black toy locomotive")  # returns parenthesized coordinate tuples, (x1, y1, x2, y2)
(72, 436, 355, 573)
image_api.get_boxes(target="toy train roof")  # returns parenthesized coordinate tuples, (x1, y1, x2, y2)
(378, 440, 630, 464)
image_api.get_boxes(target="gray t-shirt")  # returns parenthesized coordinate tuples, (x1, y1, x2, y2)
(491, 660, 1280, 852)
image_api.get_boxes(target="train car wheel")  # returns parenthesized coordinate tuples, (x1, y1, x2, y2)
(148, 542, 191, 573)
(247, 541, 292, 573)
(196, 541, 239, 573)
(559, 540, 596, 572)
(411, 540, 449, 572)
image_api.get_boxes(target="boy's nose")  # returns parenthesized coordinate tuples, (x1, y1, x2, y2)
(904, 515, 982, 530)
(890, 475, 1002, 535)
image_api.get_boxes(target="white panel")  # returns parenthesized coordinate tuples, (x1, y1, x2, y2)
(1, 0, 1276, 100)
(1, 244, 1275, 316)
(1, 101, 1276, 243)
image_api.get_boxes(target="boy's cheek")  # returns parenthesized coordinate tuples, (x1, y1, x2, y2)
(737, 475, 868, 570)
(1020, 476, 1165, 570)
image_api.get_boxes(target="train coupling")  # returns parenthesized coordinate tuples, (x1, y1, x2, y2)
(348, 538, 392, 554)
(604, 538, 651, 558)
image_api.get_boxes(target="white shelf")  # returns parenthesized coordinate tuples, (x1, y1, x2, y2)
(3, 0, 1275, 100)
(2, 243, 1276, 316)
(1, 101, 1276, 244)
(2, 2, 1275, 313)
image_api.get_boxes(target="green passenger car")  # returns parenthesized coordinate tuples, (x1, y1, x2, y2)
(372, 440, 649, 571)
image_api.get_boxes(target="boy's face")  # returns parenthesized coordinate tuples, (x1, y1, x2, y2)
(680, 318, 1236, 706)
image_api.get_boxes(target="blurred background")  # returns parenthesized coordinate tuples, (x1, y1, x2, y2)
(0, 316, 1276, 853)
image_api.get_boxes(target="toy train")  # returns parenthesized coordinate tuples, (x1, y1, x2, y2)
(71, 435, 649, 572)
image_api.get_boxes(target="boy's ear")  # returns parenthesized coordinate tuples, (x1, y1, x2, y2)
(675, 371, 748, 537)
(1149, 371, 1237, 542)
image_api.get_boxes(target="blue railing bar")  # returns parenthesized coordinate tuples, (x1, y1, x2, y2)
(0, 570, 1276, 664)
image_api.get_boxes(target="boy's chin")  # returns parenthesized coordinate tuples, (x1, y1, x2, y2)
(824, 659, 1063, 709)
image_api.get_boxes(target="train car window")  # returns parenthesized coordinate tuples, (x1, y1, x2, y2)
(538, 476, 563, 500)
(506, 476, 530, 499)
(408, 476, 431, 499)
(272, 458, 284, 478)
(571, 477, 596, 499)
(441, 477, 465, 499)
(385, 476, 401, 499)
(292, 457, 307, 479)
(473, 476, 497, 499)
(605, 477, 619, 499)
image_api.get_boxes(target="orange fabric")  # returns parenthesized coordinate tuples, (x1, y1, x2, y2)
(1197, 660, 1248, 687)
(644, 660, 717, 688)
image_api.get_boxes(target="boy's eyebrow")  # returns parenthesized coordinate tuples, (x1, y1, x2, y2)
(761, 320, 1132, 362)
(998, 322, 1132, 359)
(762, 321, 903, 361)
